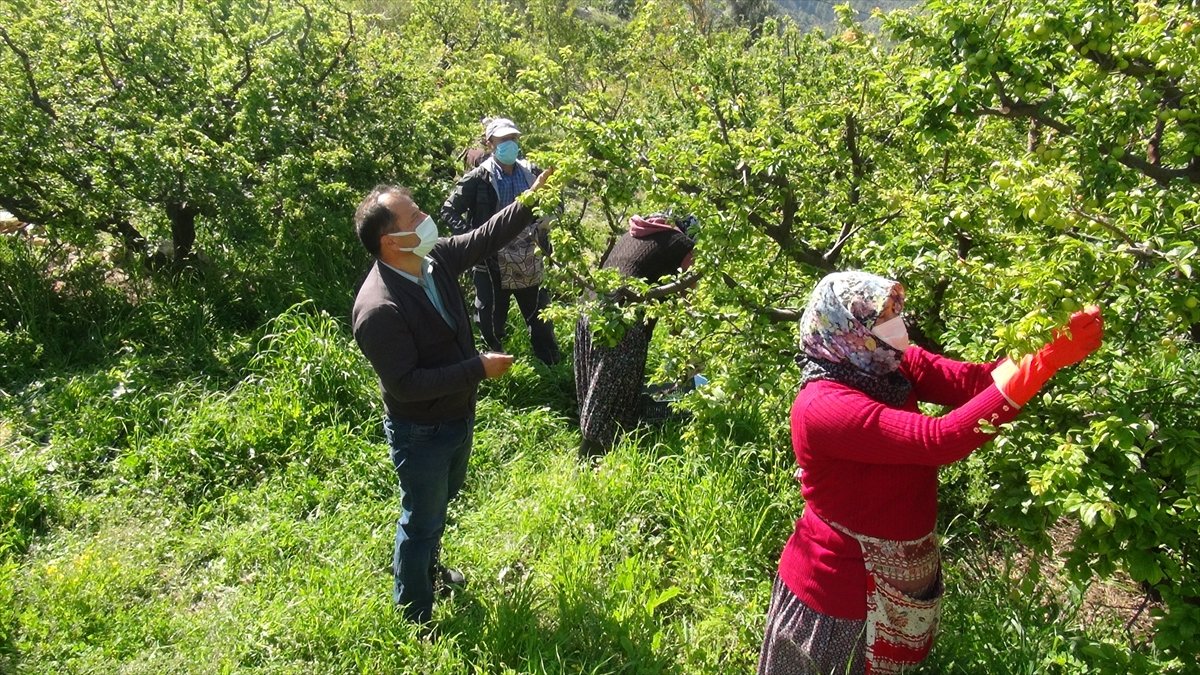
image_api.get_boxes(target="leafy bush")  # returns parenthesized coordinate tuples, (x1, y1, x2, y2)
(0, 0, 441, 316)
(118, 303, 375, 502)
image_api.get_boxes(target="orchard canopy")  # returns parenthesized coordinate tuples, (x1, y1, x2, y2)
(1, 0, 1197, 660)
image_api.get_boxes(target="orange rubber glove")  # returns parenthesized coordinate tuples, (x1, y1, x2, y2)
(992, 305, 1104, 407)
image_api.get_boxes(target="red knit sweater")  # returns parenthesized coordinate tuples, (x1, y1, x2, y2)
(778, 346, 1019, 619)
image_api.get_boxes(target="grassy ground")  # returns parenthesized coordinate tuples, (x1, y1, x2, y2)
(0, 286, 1173, 673)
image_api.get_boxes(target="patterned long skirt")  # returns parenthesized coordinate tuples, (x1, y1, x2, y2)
(574, 316, 653, 449)
(759, 576, 867, 675)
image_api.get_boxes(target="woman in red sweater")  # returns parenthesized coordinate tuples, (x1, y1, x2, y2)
(758, 271, 1103, 675)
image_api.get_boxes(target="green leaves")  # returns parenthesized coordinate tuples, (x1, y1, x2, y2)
(0, 0, 437, 273)
(1, 0, 1197, 664)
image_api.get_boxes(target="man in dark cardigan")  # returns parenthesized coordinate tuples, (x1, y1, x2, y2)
(351, 171, 551, 624)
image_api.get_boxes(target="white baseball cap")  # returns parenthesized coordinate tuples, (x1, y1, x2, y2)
(484, 117, 521, 140)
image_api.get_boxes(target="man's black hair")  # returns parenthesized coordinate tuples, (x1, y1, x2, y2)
(354, 185, 411, 256)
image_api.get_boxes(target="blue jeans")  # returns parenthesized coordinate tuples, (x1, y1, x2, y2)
(384, 415, 474, 623)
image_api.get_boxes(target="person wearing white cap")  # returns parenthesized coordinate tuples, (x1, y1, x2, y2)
(440, 117, 561, 365)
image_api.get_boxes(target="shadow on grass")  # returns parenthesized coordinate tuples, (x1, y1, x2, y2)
(477, 352, 579, 424)
(0, 233, 362, 395)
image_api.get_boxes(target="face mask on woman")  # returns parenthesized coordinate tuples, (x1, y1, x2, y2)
(871, 315, 910, 352)
(493, 139, 520, 165)
(388, 215, 438, 257)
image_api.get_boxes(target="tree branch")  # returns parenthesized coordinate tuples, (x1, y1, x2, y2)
(703, 90, 734, 152)
(845, 111, 863, 208)
(721, 272, 801, 322)
(745, 210, 834, 272)
(1114, 151, 1200, 186)
(979, 73, 1200, 185)
(0, 194, 46, 226)
(720, 172, 833, 273)
(296, 2, 312, 57)
(101, 0, 168, 89)
(976, 101, 1073, 136)
(99, 217, 148, 253)
(1069, 205, 1138, 249)
(925, 277, 951, 337)
(832, 136, 859, 255)
(916, 231, 973, 353)
(826, 209, 902, 262)
(980, 73, 1072, 135)
(547, 256, 699, 305)
(1148, 103, 1165, 167)
(821, 111, 880, 265)
(620, 270, 701, 302)
(1081, 50, 1182, 102)
(93, 38, 123, 92)
(313, 9, 354, 92)
(0, 25, 56, 119)
(231, 30, 285, 102)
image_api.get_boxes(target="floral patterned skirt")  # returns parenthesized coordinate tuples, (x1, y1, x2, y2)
(574, 316, 652, 448)
(759, 575, 867, 675)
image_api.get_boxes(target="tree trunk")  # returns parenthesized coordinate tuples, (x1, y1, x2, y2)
(101, 217, 148, 254)
(166, 201, 197, 260)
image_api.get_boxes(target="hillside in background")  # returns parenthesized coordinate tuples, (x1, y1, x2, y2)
(775, 0, 919, 29)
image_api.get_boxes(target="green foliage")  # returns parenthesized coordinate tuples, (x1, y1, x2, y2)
(0, 440, 54, 560)
(532, 1, 1199, 660)
(929, 525, 1167, 674)
(0, 0, 440, 316)
(116, 303, 375, 503)
(2, 0, 1197, 669)
(877, 2, 1200, 660)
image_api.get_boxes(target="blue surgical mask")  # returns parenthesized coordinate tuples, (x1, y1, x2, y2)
(493, 139, 519, 165)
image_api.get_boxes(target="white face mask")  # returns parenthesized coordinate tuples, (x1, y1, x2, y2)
(387, 215, 438, 257)
(871, 315, 910, 352)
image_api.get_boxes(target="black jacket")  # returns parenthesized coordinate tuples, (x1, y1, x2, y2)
(440, 160, 550, 269)
(352, 201, 535, 423)
(603, 229, 695, 283)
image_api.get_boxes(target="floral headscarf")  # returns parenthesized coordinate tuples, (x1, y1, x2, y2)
(796, 271, 912, 406)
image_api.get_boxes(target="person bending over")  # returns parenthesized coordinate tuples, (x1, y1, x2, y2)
(575, 213, 696, 456)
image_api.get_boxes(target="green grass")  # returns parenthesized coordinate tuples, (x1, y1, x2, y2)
(0, 298, 1178, 673)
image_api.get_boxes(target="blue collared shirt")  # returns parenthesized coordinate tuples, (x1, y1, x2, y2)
(488, 159, 532, 209)
(383, 258, 455, 330)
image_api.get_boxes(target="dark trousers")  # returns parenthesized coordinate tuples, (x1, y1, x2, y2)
(472, 267, 560, 365)
(385, 415, 473, 624)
